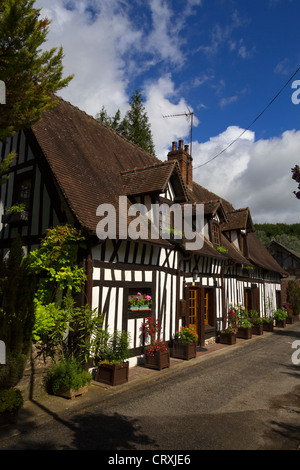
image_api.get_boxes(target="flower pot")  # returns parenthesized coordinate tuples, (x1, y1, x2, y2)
(286, 316, 294, 324)
(172, 342, 197, 360)
(219, 332, 237, 345)
(55, 384, 89, 399)
(144, 349, 170, 370)
(275, 319, 286, 328)
(263, 321, 274, 332)
(95, 361, 129, 386)
(0, 410, 19, 427)
(1, 211, 28, 225)
(237, 327, 252, 339)
(251, 324, 263, 335)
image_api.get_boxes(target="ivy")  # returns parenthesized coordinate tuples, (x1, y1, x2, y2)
(29, 224, 87, 304)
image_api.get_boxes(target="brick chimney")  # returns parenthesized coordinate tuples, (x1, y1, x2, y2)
(167, 140, 193, 190)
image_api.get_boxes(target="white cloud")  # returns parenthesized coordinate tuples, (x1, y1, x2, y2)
(144, 75, 194, 157)
(192, 127, 300, 223)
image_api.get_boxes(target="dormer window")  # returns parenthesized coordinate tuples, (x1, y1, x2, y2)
(212, 223, 220, 247)
(239, 233, 247, 256)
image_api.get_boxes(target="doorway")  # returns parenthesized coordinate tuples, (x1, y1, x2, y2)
(185, 286, 215, 347)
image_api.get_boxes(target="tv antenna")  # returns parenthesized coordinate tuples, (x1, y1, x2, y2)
(163, 107, 194, 158)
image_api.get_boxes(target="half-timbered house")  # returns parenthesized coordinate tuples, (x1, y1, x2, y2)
(0, 97, 285, 365)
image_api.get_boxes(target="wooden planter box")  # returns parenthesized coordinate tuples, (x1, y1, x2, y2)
(144, 349, 170, 370)
(263, 321, 274, 332)
(219, 332, 237, 345)
(55, 384, 89, 399)
(251, 324, 263, 335)
(1, 211, 28, 225)
(172, 342, 197, 360)
(0, 410, 19, 427)
(237, 327, 252, 339)
(275, 319, 286, 328)
(95, 362, 129, 386)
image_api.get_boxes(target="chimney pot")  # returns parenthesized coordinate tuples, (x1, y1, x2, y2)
(184, 144, 189, 153)
(178, 140, 184, 150)
(172, 141, 177, 151)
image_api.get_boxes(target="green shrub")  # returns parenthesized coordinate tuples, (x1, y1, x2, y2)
(44, 358, 92, 395)
(0, 388, 23, 413)
(0, 353, 27, 389)
(274, 309, 288, 321)
(100, 330, 130, 365)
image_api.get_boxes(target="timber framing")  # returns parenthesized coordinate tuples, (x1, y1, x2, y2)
(0, 96, 287, 365)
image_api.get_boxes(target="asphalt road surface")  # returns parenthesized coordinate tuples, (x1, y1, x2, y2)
(0, 323, 299, 452)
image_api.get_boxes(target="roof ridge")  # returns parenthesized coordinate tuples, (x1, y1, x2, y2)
(54, 94, 161, 162)
(121, 160, 176, 175)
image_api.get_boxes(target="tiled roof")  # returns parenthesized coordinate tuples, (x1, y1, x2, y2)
(221, 208, 254, 232)
(29, 96, 286, 273)
(121, 160, 188, 200)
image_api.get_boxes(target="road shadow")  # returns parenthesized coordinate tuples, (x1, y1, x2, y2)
(1, 403, 158, 450)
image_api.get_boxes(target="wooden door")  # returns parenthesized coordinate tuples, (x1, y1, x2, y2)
(188, 287, 199, 331)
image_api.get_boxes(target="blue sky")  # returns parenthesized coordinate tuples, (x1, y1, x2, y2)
(36, 0, 300, 224)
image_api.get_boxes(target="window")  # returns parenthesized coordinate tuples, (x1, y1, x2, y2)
(13, 172, 32, 210)
(211, 223, 220, 247)
(128, 288, 152, 311)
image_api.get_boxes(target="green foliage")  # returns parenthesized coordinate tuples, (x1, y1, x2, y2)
(286, 280, 300, 316)
(44, 358, 92, 395)
(6, 203, 26, 214)
(0, 353, 27, 389)
(255, 224, 300, 253)
(0, 388, 23, 413)
(274, 309, 287, 321)
(96, 89, 156, 155)
(175, 325, 198, 343)
(29, 224, 87, 304)
(99, 330, 131, 365)
(0, 0, 73, 142)
(0, 235, 36, 361)
(249, 310, 263, 325)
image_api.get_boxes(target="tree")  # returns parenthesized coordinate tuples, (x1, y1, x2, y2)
(0, 0, 73, 143)
(95, 89, 156, 155)
(0, 235, 36, 388)
(291, 165, 300, 199)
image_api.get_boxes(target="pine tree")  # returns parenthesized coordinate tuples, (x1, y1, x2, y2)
(123, 89, 156, 155)
(95, 90, 156, 155)
(0, 0, 73, 143)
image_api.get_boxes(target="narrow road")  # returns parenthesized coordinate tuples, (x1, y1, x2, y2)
(1, 323, 300, 451)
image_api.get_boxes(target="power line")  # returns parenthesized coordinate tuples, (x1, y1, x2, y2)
(194, 64, 300, 169)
